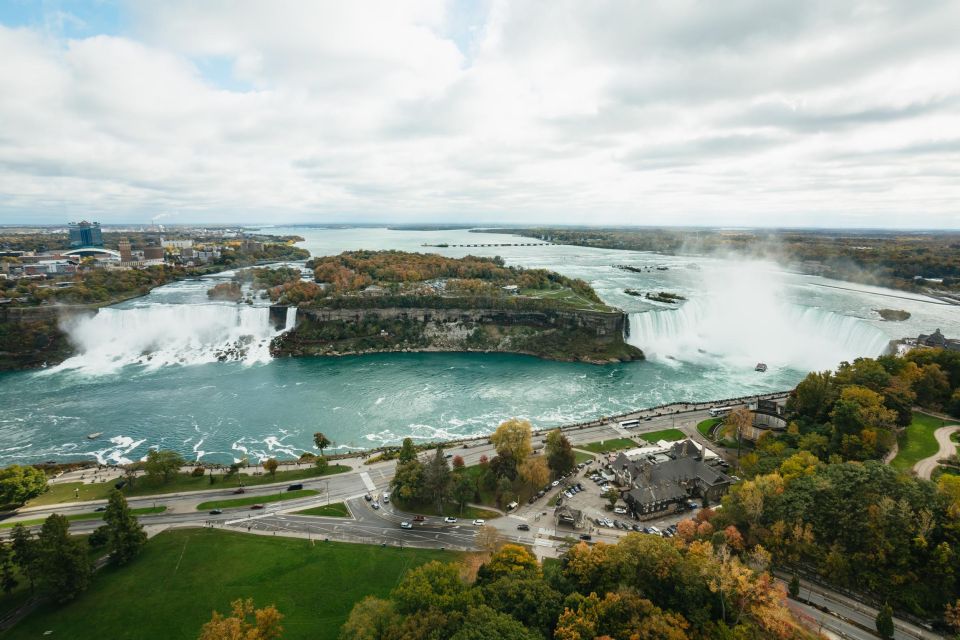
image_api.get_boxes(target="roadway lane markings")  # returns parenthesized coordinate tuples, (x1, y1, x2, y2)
(359, 472, 377, 492)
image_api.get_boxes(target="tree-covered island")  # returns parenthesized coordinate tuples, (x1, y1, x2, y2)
(270, 251, 644, 364)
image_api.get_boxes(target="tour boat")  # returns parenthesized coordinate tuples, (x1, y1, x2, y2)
(87, 432, 103, 440)
(754, 363, 768, 372)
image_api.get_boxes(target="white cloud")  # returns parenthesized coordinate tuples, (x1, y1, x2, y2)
(0, 0, 959, 227)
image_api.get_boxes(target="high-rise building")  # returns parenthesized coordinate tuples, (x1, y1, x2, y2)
(68, 221, 103, 248)
(118, 238, 133, 263)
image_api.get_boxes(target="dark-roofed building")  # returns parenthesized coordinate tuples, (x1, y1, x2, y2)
(614, 439, 732, 519)
(918, 328, 960, 352)
(553, 505, 586, 529)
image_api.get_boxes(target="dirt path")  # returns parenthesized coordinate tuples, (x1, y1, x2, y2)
(914, 425, 960, 480)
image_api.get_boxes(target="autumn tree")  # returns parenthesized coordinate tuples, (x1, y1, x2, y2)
(721, 407, 754, 463)
(313, 432, 332, 456)
(198, 598, 284, 640)
(545, 429, 576, 477)
(103, 489, 146, 566)
(477, 544, 540, 584)
(339, 596, 398, 640)
(264, 458, 279, 476)
(519, 457, 549, 492)
(491, 419, 533, 465)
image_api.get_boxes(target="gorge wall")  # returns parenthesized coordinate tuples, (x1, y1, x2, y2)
(271, 305, 644, 364)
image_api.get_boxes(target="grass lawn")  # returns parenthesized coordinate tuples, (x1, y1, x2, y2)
(638, 428, 686, 443)
(391, 494, 499, 520)
(520, 287, 613, 312)
(196, 489, 318, 511)
(30, 464, 350, 508)
(574, 450, 595, 465)
(3, 528, 457, 640)
(0, 506, 165, 529)
(577, 437, 637, 454)
(891, 412, 958, 471)
(293, 502, 350, 518)
(697, 418, 722, 439)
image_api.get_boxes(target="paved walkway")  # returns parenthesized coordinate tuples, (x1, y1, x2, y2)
(914, 425, 960, 480)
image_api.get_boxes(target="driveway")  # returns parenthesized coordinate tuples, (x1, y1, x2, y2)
(914, 425, 960, 480)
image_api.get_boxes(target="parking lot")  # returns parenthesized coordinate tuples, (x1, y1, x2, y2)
(550, 462, 700, 541)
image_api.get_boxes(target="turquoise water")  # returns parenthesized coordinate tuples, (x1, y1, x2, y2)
(1, 227, 956, 465)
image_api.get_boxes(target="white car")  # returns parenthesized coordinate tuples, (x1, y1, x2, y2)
(613, 507, 627, 515)
(400, 521, 413, 529)
(443, 516, 458, 524)
(382, 492, 390, 503)
(472, 519, 485, 526)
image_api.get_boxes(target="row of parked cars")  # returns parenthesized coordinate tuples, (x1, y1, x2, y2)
(592, 516, 680, 537)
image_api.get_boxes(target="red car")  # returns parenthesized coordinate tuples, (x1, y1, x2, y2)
(250, 504, 264, 510)
(413, 515, 426, 522)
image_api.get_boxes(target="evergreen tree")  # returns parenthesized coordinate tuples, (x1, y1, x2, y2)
(545, 429, 576, 477)
(788, 574, 800, 599)
(36, 514, 92, 602)
(0, 542, 17, 594)
(876, 603, 894, 639)
(104, 489, 147, 566)
(422, 447, 452, 514)
(10, 524, 38, 593)
(398, 437, 417, 463)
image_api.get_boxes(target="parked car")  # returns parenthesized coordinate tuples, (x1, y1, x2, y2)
(250, 504, 264, 510)
(443, 516, 458, 523)
(528, 496, 537, 504)
(209, 509, 223, 515)
(517, 523, 530, 531)
(472, 519, 485, 526)
(613, 506, 627, 515)
(632, 524, 642, 532)
(364, 494, 373, 502)
(551, 480, 560, 487)
(287, 483, 303, 491)
(400, 521, 413, 529)
(579, 533, 592, 541)
(371, 501, 380, 510)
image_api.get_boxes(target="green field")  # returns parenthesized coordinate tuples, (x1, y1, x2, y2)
(577, 437, 637, 454)
(639, 428, 686, 443)
(891, 412, 958, 471)
(293, 502, 350, 517)
(3, 528, 456, 640)
(519, 287, 613, 312)
(30, 464, 350, 507)
(196, 489, 319, 511)
(574, 450, 595, 465)
(697, 418, 722, 439)
(0, 506, 166, 529)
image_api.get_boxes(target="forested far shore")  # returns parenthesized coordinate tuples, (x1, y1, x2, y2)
(479, 227, 960, 294)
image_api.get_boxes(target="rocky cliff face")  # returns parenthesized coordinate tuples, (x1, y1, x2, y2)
(0, 306, 92, 370)
(271, 306, 643, 364)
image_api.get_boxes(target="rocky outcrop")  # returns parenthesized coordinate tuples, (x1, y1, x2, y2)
(0, 306, 93, 370)
(272, 306, 644, 364)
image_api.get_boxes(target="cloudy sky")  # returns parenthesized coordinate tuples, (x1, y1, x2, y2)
(1, 0, 959, 228)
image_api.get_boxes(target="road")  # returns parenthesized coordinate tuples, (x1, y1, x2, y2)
(914, 425, 960, 480)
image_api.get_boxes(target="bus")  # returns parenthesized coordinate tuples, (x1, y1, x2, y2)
(708, 406, 733, 418)
(618, 419, 640, 429)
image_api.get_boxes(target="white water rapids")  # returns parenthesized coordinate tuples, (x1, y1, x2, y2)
(51, 304, 296, 375)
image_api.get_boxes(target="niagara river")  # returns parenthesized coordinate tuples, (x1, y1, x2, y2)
(1, 227, 957, 466)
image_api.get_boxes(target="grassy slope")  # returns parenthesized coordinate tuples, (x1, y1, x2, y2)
(577, 437, 637, 454)
(891, 412, 958, 471)
(0, 506, 165, 529)
(4, 529, 456, 640)
(196, 489, 319, 511)
(29, 464, 349, 507)
(697, 418, 722, 439)
(293, 502, 350, 517)
(638, 428, 686, 442)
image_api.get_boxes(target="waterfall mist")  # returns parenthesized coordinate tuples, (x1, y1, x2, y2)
(52, 304, 297, 375)
(627, 260, 890, 372)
